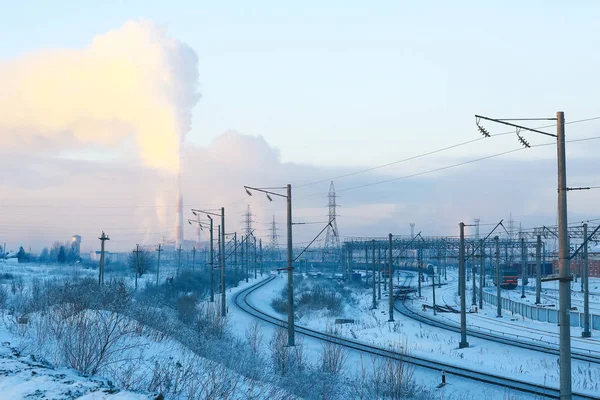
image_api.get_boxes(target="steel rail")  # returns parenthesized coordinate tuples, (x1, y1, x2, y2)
(234, 275, 596, 400)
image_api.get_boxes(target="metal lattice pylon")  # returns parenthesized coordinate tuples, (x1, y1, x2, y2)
(268, 215, 281, 261)
(323, 181, 341, 262)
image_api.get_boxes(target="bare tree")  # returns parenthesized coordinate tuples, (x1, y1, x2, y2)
(128, 248, 155, 277)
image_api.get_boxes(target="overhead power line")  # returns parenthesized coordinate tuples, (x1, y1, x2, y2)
(300, 134, 600, 199)
(296, 115, 600, 189)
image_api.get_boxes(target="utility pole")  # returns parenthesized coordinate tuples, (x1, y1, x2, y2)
(208, 216, 214, 302)
(458, 222, 469, 348)
(220, 207, 226, 317)
(372, 240, 376, 309)
(535, 234, 542, 304)
(98, 232, 109, 286)
(234, 233, 238, 285)
(474, 217, 480, 307)
(217, 225, 221, 292)
(156, 244, 162, 286)
(495, 236, 502, 318)
(245, 233, 249, 281)
(556, 111, 572, 399)
(479, 239, 484, 310)
(432, 268, 437, 316)
(243, 183, 294, 346)
(177, 245, 182, 276)
(378, 245, 382, 300)
(365, 246, 369, 285)
(254, 235, 257, 279)
(582, 223, 591, 338)
(472, 245, 477, 306)
(418, 247, 422, 298)
(388, 234, 394, 322)
(134, 244, 141, 290)
(242, 235, 247, 282)
(260, 239, 263, 277)
(192, 246, 196, 272)
(286, 184, 295, 346)
(521, 237, 527, 298)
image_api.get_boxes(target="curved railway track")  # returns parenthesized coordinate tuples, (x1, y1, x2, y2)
(396, 273, 600, 364)
(234, 275, 596, 400)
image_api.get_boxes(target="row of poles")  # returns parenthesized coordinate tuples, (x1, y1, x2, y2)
(95, 112, 577, 399)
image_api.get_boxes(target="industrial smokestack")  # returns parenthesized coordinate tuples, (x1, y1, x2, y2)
(175, 172, 184, 248)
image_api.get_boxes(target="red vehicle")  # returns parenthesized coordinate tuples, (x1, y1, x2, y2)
(493, 269, 518, 290)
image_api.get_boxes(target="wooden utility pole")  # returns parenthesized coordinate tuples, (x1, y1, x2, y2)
(156, 244, 162, 286)
(98, 232, 109, 285)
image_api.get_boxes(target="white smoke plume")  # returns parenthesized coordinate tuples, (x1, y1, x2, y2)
(0, 20, 199, 172)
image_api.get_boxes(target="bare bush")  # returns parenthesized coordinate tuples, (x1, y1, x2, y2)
(195, 301, 228, 339)
(0, 285, 7, 310)
(59, 310, 142, 375)
(245, 320, 263, 355)
(177, 294, 198, 324)
(320, 338, 349, 375)
(270, 327, 290, 376)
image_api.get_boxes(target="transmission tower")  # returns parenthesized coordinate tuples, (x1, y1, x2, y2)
(323, 181, 341, 263)
(243, 205, 255, 236)
(268, 215, 281, 261)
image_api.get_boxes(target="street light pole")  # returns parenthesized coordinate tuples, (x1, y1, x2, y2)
(244, 183, 295, 346)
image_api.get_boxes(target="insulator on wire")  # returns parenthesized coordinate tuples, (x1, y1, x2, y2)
(516, 132, 531, 148)
(476, 123, 491, 137)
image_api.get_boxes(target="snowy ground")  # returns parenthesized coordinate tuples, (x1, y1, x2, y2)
(237, 273, 552, 399)
(0, 339, 151, 399)
(425, 271, 600, 352)
(0, 266, 292, 400)
(401, 271, 600, 396)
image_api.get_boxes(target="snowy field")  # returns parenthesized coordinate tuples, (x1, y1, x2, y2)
(242, 273, 556, 399)
(1, 258, 597, 399)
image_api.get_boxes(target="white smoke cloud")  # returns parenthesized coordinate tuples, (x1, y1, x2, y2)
(0, 20, 199, 172)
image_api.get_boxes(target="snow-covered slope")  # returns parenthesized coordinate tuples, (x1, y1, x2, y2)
(0, 342, 152, 400)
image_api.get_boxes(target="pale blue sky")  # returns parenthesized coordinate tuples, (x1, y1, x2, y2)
(2, 1, 600, 251)
(2, 1, 599, 168)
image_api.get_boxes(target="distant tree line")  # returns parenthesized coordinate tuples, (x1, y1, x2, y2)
(11, 240, 81, 264)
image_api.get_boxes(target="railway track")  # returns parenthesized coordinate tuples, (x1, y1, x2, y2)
(407, 274, 600, 362)
(397, 273, 600, 364)
(233, 275, 597, 400)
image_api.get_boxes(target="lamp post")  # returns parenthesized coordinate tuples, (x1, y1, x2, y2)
(191, 208, 226, 316)
(475, 112, 571, 399)
(245, 184, 295, 346)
